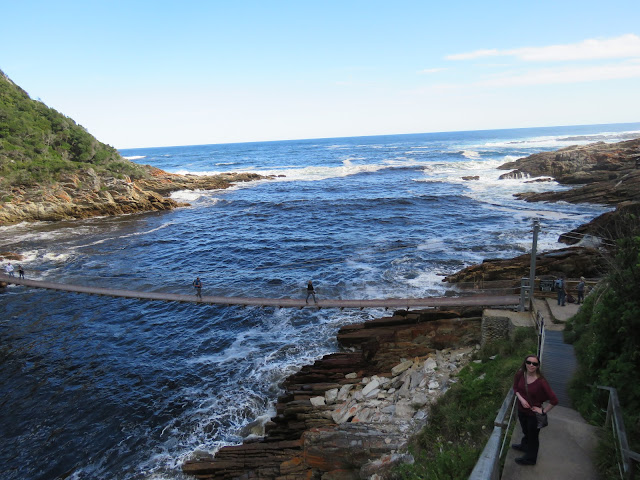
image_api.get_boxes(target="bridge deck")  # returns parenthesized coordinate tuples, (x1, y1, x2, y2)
(0, 274, 520, 309)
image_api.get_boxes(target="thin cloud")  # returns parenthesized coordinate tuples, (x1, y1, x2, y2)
(448, 34, 640, 62)
(480, 62, 640, 87)
(418, 67, 446, 74)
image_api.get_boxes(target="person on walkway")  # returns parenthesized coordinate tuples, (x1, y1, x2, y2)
(555, 276, 566, 306)
(18, 265, 24, 279)
(512, 354, 558, 466)
(5, 262, 15, 277)
(576, 276, 585, 304)
(193, 277, 202, 299)
(305, 280, 317, 304)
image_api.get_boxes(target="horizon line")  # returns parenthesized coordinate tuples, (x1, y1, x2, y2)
(116, 120, 640, 151)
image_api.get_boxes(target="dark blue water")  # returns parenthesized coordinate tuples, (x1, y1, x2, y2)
(1, 123, 638, 479)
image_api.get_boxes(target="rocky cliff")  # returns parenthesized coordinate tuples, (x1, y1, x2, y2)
(446, 138, 640, 285)
(0, 166, 267, 225)
(498, 138, 640, 205)
(183, 308, 483, 479)
(0, 69, 269, 226)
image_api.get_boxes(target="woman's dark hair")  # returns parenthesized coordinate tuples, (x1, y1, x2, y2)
(518, 354, 545, 378)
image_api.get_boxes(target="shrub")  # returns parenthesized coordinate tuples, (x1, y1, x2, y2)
(0, 70, 144, 189)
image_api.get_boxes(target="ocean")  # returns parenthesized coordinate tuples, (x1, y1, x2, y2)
(1, 123, 638, 479)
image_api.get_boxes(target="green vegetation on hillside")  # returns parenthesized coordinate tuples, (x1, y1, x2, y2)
(394, 328, 537, 479)
(565, 219, 640, 473)
(0, 69, 147, 190)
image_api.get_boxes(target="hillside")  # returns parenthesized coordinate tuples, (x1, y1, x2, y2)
(0, 71, 266, 225)
(0, 69, 147, 188)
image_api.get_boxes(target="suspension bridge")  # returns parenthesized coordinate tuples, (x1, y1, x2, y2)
(0, 274, 520, 310)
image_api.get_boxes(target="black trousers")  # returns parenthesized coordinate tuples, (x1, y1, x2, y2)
(518, 411, 540, 461)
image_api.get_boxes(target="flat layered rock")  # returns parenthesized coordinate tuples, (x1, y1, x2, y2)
(182, 308, 482, 479)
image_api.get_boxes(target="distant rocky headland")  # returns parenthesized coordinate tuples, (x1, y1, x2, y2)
(449, 138, 640, 284)
(0, 69, 270, 226)
(0, 166, 268, 225)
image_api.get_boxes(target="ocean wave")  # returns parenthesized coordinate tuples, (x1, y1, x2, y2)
(74, 222, 175, 248)
(123, 155, 146, 160)
(169, 190, 226, 204)
(481, 129, 640, 150)
(460, 150, 481, 159)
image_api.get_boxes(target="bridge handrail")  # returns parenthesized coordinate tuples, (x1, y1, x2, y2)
(598, 386, 640, 479)
(468, 390, 516, 480)
(0, 274, 521, 310)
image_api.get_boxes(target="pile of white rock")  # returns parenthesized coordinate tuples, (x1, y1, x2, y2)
(310, 345, 478, 435)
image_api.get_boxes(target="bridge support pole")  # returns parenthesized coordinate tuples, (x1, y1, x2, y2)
(528, 218, 540, 308)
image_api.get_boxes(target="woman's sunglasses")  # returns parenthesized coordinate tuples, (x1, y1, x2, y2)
(526, 360, 539, 366)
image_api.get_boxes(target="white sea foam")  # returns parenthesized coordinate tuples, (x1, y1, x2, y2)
(169, 190, 225, 204)
(42, 252, 71, 262)
(480, 129, 640, 150)
(74, 222, 175, 248)
(417, 239, 447, 252)
(404, 270, 448, 293)
(245, 161, 390, 183)
(123, 155, 146, 160)
(461, 150, 481, 159)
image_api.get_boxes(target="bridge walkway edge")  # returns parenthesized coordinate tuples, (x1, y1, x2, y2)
(0, 274, 520, 310)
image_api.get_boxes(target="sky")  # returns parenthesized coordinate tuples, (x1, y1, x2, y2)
(2, 0, 640, 149)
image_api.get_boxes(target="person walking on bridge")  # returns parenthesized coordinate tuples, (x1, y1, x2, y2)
(193, 277, 202, 299)
(305, 280, 317, 304)
(5, 262, 15, 277)
(512, 354, 558, 466)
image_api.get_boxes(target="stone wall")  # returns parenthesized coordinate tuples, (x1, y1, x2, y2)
(481, 313, 513, 346)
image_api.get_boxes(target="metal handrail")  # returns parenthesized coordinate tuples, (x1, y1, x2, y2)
(598, 386, 639, 479)
(469, 311, 546, 479)
(469, 391, 516, 480)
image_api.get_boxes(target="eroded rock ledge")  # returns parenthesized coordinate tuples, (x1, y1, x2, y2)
(182, 307, 483, 479)
(0, 166, 268, 225)
(446, 138, 640, 286)
(498, 138, 640, 205)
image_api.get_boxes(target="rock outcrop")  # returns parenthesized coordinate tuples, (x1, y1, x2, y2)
(0, 166, 267, 225)
(183, 308, 483, 479)
(498, 138, 640, 205)
(445, 138, 640, 286)
(442, 247, 608, 286)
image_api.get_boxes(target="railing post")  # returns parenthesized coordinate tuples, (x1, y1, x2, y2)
(598, 386, 638, 479)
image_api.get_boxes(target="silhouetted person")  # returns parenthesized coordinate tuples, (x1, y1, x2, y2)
(305, 280, 317, 304)
(555, 277, 566, 306)
(576, 277, 585, 304)
(18, 265, 24, 279)
(193, 277, 202, 299)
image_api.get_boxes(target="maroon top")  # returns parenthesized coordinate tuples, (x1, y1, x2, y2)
(513, 371, 559, 415)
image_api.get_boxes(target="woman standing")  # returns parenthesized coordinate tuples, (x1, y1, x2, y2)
(512, 354, 558, 466)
